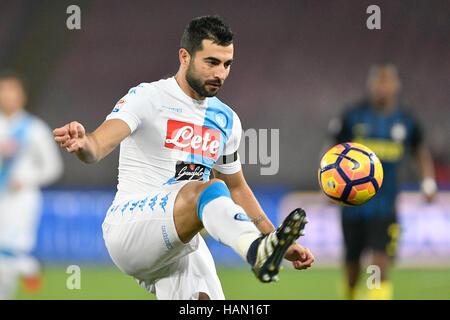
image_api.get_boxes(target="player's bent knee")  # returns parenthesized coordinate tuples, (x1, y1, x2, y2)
(176, 179, 225, 207)
(201, 178, 226, 190)
(173, 179, 231, 243)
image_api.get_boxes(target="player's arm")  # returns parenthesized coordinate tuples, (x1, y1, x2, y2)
(415, 144, 437, 201)
(53, 119, 130, 163)
(409, 118, 437, 202)
(213, 168, 275, 235)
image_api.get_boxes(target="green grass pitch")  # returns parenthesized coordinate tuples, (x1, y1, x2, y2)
(14, 266, 449, 300)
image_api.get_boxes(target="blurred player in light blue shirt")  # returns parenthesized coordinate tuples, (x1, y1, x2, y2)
(0, 71, 63, 299)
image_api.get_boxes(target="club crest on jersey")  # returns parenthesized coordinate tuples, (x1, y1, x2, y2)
(165, 120, 221, 159)
(391, 123, 407, 142)
(215, 112, 227, 128)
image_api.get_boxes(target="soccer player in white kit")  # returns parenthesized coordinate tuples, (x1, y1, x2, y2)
(54, 16, 314, 300)
(0, 72, 63, 299)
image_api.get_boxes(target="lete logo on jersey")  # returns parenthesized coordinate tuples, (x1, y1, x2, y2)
(165, 119, 221, 159)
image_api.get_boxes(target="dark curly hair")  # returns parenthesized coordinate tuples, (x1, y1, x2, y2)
(180, 15, 234, 56)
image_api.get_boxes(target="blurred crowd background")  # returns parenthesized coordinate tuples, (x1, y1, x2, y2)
(1, 0, 448, 189)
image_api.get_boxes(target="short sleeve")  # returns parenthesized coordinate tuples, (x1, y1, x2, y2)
(213, 111, 242, 175)
(105, 84, 151, 133)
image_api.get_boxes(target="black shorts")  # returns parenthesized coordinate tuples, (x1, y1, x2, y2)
(341, 214, 400, 263)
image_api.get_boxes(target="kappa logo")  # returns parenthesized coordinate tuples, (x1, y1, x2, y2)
(164, 120, 221, 160)
(148, 194, 159, 211)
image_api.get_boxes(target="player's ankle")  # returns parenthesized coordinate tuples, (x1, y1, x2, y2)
(233, 231, 260, 263)
(246, 236, 262, 265)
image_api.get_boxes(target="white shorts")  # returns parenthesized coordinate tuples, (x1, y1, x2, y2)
(102, 181, 224, 300)
(0, 189, 42, 253)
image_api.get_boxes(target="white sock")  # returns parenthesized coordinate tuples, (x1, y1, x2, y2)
(0, 259, 19, 300)
(201, 196, 260, 261)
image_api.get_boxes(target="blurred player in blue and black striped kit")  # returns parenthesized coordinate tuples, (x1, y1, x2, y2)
(328, 63, 437, 300)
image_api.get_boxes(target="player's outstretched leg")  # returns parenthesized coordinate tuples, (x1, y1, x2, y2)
(246, 208, 308, 282)
(174, 180, 308, 283)
(175, 179, 261, 258)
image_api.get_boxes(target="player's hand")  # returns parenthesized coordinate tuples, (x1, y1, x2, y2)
(53, 121, 87, 153)
(421, 178, 437, 203)
(284, 243, 314, 270)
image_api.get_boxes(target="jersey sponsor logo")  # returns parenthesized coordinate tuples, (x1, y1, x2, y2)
(354, 138, 404, 162)
(174, 161, 206, 181)
(165, 120, 221, 159)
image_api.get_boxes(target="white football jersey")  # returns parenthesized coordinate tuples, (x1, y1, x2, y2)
(105, 77, 242, 199)
(0, 110, 63, 193)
